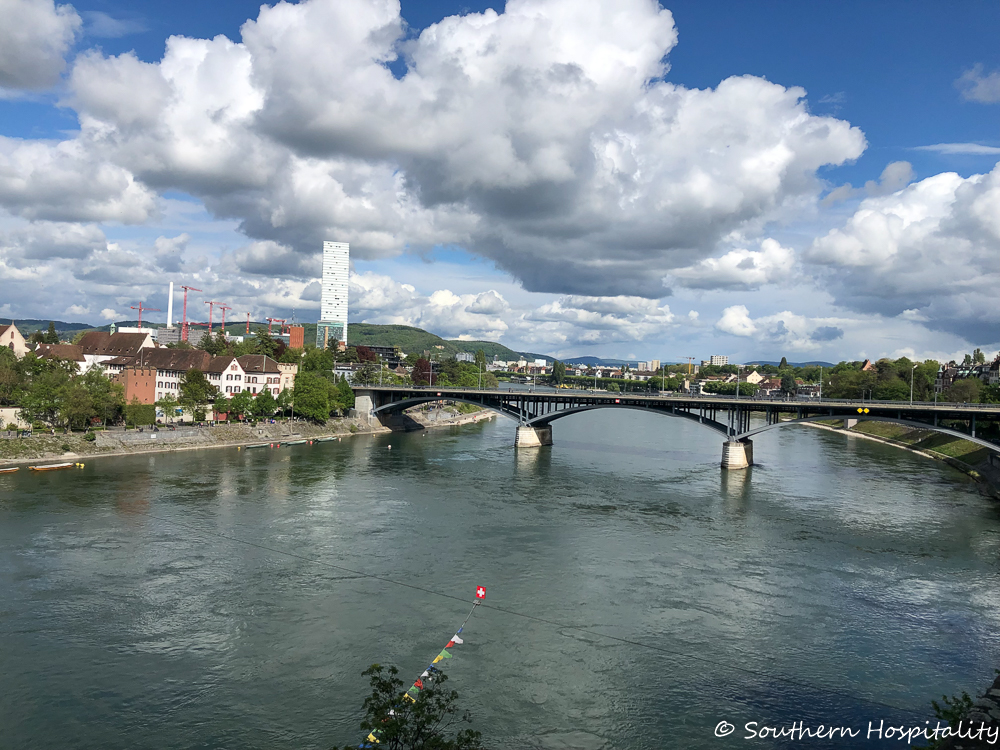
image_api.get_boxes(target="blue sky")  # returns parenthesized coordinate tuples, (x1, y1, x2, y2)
(1, 0, 998, 362)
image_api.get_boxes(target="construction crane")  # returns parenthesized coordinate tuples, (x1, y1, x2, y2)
(204, 301, 223, 333)
(266, 317, 286, 335)
(180, 286, 202, 341)
(218, 304, 232, 334)
(245, 312, 251, 335)
(685, 357, 696, 375)
(129, 303, 161, 329)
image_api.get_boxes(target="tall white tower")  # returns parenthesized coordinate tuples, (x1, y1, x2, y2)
(317, 241, 349, 348)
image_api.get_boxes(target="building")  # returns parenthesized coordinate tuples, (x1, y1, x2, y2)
(456, 352, 475, 363)
(237, 355, 294, 396)
(709, 355, 728, 366)
(111, 367, 157, 405)
(317, 240, 349, 348)
(0, 323, 28, 358)
(744, 370, 764, 385)
(649, 359, 660, 372)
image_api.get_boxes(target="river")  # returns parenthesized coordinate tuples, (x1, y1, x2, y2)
(2, 410, 999, 749)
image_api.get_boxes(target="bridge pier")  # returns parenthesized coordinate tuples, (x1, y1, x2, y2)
(721, 439, 753, 470)
(515, 424, 552, 448)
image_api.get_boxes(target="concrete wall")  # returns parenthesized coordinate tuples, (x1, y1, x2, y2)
(0, 407, 29, 429)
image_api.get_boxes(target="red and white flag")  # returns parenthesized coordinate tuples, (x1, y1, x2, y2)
(476, 586, 486, 599)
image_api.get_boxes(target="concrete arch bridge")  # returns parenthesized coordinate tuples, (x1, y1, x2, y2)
(355, 387, 1000, 470)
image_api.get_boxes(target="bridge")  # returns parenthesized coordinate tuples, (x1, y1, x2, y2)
(354, 386, 1000, 469)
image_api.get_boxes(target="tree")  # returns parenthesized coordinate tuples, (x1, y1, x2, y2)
(356, 345, 378, 363)
(606, 381, 620, 392)
(551, 360, 566, 385)
(60, 381, 94, 429)
(277, 387, 294, 415)
(292, 371, 330, 422)
(84, 368, 124, 426)
(199, 331, 230, 356)
(228, 390, 255, 420)
(413, 358, 432, 385)
(44, 321, 59, 344)
(252, 388, 277, 418)
(474, 349, 487, 372)
(125, 397, 156, 426)
(778, 356, 788, 369)
(251, 329, 277, 357)
(302, 346, 335, 373)
(337, 376, 355, 411)
(332, 664, 483, 750)
(353, 362, 380, 386)
(943, 378, 981, 403)
(779, 373, 796, 395)
(18, 355, 73, 425)
(156, 393, 180, 423)
(179, 369, 218, 414)
(973, 348, 986, 365)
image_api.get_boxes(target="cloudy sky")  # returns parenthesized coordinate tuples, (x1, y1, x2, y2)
(1, 0, 998, 362)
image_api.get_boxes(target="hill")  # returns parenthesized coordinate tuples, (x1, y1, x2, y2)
(344, 323, 561, 362)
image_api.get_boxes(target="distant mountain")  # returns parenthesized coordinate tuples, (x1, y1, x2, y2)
(6, 319, 97, 337)
(347, 323, 532, 361)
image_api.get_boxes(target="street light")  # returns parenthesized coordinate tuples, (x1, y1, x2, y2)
(910, 363, 918, 405)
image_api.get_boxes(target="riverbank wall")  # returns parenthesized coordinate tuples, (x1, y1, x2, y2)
(0, 417, 390, 467)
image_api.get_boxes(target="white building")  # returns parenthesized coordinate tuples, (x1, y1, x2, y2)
(318, 240, 349, 348)
(709, 355, 729, 366)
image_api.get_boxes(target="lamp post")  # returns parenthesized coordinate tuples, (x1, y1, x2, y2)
(910, 363, 918, 405)
(819, 366, 823, 401)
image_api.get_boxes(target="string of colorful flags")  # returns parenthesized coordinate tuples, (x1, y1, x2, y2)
(363, 585, 487, 747)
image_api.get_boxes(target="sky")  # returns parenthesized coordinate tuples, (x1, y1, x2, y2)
(0, 0, 998, 363)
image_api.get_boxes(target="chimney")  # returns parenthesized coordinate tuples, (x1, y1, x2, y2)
(167, 281, 174, 327)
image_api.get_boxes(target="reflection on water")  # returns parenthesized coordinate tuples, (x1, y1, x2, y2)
(1, 411, 998, 749)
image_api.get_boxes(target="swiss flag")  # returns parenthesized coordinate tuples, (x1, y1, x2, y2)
(475, 586, 486, 599)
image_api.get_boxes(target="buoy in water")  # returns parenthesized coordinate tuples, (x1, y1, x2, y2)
(388, 445, 392, 450)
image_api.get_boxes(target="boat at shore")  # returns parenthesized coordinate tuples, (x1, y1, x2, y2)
(29, 463, 80, 471)
(282, 439, 307, 445)
(0, 466, 19, 474)
(244, 443, 271, 449)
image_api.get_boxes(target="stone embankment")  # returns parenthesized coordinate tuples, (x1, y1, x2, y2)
(0, 418, 389, 467)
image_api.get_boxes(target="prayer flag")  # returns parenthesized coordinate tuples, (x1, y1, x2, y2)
(439, 649, 452, 659)
(415, 678, 424, 689)
(432, 654, 443, 664)
(452, 635, 463, 644)
(402, 693, 416, 703)
(446, 640, 454, 648)
(420, 671, 429, 678)
(476, 586, 486, 599)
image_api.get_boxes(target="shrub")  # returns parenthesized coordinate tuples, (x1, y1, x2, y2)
(83, 432, 96, 442)
(60, 443, 71, 452)
(349, 424, 358, 433)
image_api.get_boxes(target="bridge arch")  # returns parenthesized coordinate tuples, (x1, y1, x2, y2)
(527, 403, 730, 436)
(371, 395, 525, 423)
(736, 415, 1000, 454)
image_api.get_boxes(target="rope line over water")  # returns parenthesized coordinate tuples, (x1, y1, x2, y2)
(147, 510, 923, 717)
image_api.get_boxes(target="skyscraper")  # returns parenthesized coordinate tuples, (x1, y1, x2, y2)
(317, 241, 349, 349)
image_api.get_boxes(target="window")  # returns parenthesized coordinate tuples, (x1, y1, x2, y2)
(157, 381, 162, 388)
(226, 386, 231, 393)
(226, 374, 232, 380)
(236, 374, 241, 381)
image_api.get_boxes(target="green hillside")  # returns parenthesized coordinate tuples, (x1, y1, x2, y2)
(346, 323, 543, 361)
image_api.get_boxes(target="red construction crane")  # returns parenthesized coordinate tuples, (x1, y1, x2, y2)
(180, 286, 202, 341)
(218, 304, 232, 334)
(245, 312, 251, 334)
(129, 303, 161, 328)
(204, 301, 223, 333)
(266, 317, 286, 335)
